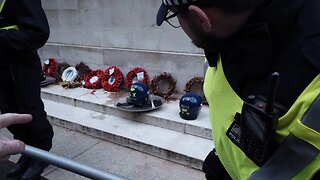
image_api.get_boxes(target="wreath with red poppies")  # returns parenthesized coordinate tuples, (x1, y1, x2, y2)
(42, 58, 58, 77)
(125, 67, 150, 90)
(101, 66, 123, 92)
(150, 72, 176, 99)
(83, 70, 105, 89)
(185, 77, 207, 104)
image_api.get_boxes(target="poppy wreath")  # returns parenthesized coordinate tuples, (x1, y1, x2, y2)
(101, 66, 123, 92)
(83, 70, 105, 89)
(61, 67, 78, 82)
(184, 77, 207, 104)
(125, 67, 150, 90)
(150, 72, 176, 99)
(42, 58, 58, 77)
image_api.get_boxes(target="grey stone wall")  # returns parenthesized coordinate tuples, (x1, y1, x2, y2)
(39, 0, 205, 93)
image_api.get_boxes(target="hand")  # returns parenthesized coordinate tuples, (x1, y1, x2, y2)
(0, 113, 32, 162)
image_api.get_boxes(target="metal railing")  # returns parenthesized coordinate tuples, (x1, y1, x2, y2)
(23, 145, 127, 180)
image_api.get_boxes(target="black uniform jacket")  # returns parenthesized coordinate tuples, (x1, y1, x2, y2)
(206, 0, 320, 111)
(0, 0, 49, 63)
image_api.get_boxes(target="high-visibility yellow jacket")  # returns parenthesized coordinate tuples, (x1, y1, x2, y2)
(204, 58, 319, 179)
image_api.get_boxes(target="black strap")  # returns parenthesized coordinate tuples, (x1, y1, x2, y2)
(301, 94, 320, 131)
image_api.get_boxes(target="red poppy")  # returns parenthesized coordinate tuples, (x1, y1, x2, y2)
(43, 58, 58, 77)
(125, 67, 149, 90)
(101, 66, 123, 92)
(83, 70, 105, 89)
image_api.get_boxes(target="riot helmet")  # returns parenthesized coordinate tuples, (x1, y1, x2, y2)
(179, 92, 202, 120)
(127, 82, 150, 107)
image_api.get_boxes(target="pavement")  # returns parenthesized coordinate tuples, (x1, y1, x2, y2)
(1, 124, 205, 180)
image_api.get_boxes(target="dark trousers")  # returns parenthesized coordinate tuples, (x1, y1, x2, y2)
(0, 50, 53, 151)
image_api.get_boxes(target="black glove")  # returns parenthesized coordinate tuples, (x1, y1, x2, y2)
(202, 149, 229, 180)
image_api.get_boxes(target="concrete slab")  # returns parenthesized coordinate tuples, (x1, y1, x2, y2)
(44, 126, 205, 180)
(69, 141, 205, 180)
(1, 120, 207, 179)
(42, 125, 102, 176)
(1, 123, 102, 177)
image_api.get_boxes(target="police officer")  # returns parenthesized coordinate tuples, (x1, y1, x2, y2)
(0, 0, 54, 179)
(157, 0, 319, 179)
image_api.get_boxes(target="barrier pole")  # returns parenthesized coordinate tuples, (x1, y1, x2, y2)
(23, 145, 127, 180)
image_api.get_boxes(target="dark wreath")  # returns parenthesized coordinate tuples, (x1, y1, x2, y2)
(101, 66, 123, 92)
(125, 67, 150, 90)
(75, 62, 92, 80)
(150, 72, 176, 99)
(83, 70, 105, 89)
(55, 62, 70, 82)
(185, 77, 207, 104)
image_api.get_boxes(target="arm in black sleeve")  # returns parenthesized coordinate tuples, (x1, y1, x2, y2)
(0, 0, 50, 50)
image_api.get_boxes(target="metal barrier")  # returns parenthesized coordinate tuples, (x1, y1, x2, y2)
(23, 145, 127, 180)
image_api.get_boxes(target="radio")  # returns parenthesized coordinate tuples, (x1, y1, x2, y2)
(240, 72, 281, 166)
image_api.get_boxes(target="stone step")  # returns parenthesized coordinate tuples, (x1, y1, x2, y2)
(41, 85, 212, 140)
(43, 99, 214, 170)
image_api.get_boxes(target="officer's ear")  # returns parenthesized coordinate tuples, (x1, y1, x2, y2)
(188, 5, 212, 32)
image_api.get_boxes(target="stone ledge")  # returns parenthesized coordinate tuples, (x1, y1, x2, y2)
(41, 85, 212, 140)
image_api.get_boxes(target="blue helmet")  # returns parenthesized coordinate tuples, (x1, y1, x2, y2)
(127, 82, 149, 107)
(179, 92, 202, 120)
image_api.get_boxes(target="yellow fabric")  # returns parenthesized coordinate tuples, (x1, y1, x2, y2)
(204, 57, 320, 179)
(0, 0, 5, 12)
(291, 120, 320, 150)
(0, 25, 19, 30)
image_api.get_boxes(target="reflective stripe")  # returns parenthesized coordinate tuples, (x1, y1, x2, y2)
(166, 0, 173, 6)
(249, 94, 320, 179)
(163, 0, 168, 5)
(0, 25, 18, 30)
(0, 0, 5, 12)
(163, 0, 199, 6)
(302, 94, 320, 131)
(249, 134, 319, 180)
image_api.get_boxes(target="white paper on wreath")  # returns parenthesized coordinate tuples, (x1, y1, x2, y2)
(61, 67, 78, 82)
(44, 59, 50, 65)
(90, 76, 99, 84)
(108, 76, 115, 85)
(132, 77, 138, 84)
(137, 72, 144, 81)
(109, 68, 115, 75)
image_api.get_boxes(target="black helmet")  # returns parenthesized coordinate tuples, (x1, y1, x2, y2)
(127, 82, 150, 107)
(179, 92, 202, 120)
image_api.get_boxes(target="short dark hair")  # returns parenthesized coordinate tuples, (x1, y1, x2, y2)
(195, 0, 265, 14)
